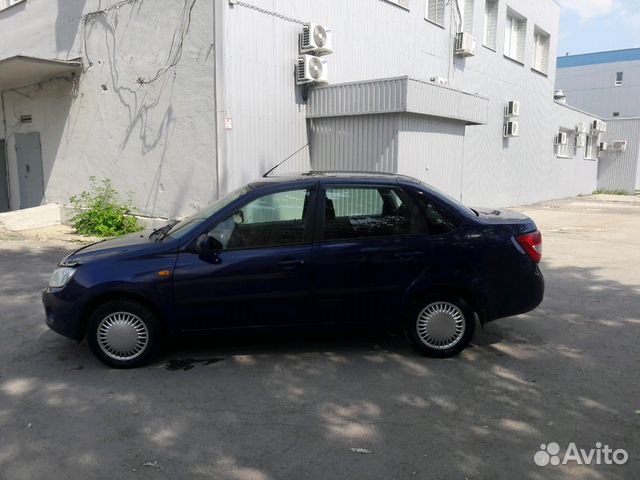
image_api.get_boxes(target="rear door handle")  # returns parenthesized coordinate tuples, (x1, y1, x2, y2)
(278, 258, 304, 270)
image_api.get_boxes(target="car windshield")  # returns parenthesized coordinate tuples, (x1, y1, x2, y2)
(161, 185, 251, 241)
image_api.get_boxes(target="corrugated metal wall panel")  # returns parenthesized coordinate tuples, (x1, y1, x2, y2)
(397, 115, 466, 199)
(598, 119, 640, 192)
(309, 114, 400, 172)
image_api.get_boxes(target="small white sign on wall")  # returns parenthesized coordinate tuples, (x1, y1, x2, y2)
(224, 118, 233, 131)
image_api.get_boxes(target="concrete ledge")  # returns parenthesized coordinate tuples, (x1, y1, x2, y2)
(0, 204, 61, 231)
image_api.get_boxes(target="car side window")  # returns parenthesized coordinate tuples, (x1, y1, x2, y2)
(322, 186, 428, 241)
(411, 192, 456, 235)
(208, 189, 311, 250)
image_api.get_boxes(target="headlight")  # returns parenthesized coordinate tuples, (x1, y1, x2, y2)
(48, 267, 77, 288)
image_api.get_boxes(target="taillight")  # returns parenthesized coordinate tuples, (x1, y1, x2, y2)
(516, 230, 542, 263)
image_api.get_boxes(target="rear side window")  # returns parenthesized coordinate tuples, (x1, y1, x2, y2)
(322, 186, 428, 241)
(411, 192, 456, 235)
(208, 189, 311, 249)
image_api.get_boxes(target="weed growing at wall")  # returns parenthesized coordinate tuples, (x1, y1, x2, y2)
(70, 177, 142, 237)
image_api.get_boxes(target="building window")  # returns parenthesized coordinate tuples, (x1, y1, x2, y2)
(384, 0, 410, 9)
(557, 129, 576, 159)
(585, 135, 597, 160)
(460, 0, 474, 33)
(426, 0, 445, 26)
(0, 0, 24, 11)
(504, 9, 526, 63)
(613, 112, 620, 117)
(615, 72, 623, 86)
(533, 27, 550, 74)
(483, 0, 499, 50)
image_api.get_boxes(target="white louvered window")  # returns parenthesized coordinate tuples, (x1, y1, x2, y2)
(557, 129, 576, 159)
(426, 0, 445, 26)
(504, 9, 526, 63)
(459, 0, 474, 33)
(0, 0, 24, 11)
(483, 0, 498, 49)
(384, 0, 410, 9)
(585, 135, 597, 160)
(533, 27, 550, 74)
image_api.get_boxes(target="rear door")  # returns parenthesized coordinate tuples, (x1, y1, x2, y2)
(172, 185, 318, 331)
(310, 183, 435, 325)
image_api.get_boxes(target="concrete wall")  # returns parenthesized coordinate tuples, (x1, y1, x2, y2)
(598, 118, 640, 192)
(0, 0, 216, 218)
(556, 60, 640, 119)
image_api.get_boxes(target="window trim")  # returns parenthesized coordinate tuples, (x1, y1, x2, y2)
(483, 0, 499, 50)
(504, 8, 527, 64)
(0, 0, 25, 12)
(425, 0, 446, 27)
(532, 26, 550, 75)
(383, 0, 410, 10)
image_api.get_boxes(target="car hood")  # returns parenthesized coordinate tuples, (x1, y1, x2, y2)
(61, 229, 157, 265)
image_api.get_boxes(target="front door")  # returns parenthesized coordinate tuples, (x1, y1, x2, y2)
(172, 187, 317, 331)
(15, 132, 45, 209)
(0, 140, 9, 212)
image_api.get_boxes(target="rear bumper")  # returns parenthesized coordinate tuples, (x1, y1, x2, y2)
(484, 266, 545, 322)
(42, 288, 85, 341)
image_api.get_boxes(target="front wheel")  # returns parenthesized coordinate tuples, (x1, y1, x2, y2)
(86, 300, 162, 369)
(406, 295, 475, 358)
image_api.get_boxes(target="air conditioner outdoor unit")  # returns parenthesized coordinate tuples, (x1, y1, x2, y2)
(599, 142, 608, 151)
(299, 23, 333, 56)
(455, 32, 477, 56)
(611, 140, 628, 152)
(430, 76, 449, 87)
(575, 134, 586, 148)
(555, 132, 568, 145)
(505, 101, 520, 117)
(296, 55, 329, 85)
(576, 122, 589, 134)
(592, 120, 607, 133)
(504, 121, 519, 137)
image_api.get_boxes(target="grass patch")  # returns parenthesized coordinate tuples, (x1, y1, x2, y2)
(592, 189, 631, 196)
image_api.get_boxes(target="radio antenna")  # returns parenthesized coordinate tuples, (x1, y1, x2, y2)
(262, 143, 310, 178)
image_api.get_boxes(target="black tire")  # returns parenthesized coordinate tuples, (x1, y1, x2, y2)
(405, 294, 476, 358)
(86, 300, 162, 369)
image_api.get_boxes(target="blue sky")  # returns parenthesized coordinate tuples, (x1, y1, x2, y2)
(557, 0, 640, 56)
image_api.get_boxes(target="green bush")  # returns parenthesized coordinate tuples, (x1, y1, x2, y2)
(592, 189, 631, 196)
(70, 177, 142, 237)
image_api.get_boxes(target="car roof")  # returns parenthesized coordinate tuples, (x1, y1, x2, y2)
(249, 171, 416, 189)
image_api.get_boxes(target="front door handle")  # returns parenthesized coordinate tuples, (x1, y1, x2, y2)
(396, 251, 425, 261)
(278, 258, 304, 270)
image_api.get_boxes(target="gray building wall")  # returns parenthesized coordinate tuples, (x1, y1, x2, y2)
(556, 59, 640, 119)
(0, 0, 216, 218)
(0, 0, 604, 216)
(222, 0, 599, 208)
(597, 118, 640, 192)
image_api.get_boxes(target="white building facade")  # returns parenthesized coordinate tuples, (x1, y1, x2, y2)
(0, 0, 604, 218)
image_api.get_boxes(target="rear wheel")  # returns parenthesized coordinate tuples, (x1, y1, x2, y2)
(86, 300, 162, 369)
(406, 295, 475, 358)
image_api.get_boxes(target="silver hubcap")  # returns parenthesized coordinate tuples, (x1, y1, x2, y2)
(416, 302, 466, 350)
(97, 312, 149, 361)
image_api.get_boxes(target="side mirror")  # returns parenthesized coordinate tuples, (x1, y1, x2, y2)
(192, 234, 223, 259)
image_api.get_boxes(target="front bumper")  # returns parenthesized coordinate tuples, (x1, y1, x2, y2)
(42, 288, 85, 341)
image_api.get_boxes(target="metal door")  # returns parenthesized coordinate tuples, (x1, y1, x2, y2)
(0, 140, 9, 212)
(15, 132, 44, 209)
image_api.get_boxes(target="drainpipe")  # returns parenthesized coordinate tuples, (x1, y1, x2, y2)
(212, 0, 228, 200)
(1, 89, 12, 209)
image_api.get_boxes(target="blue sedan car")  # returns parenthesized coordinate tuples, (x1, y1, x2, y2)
(43, 173, 544, 368)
